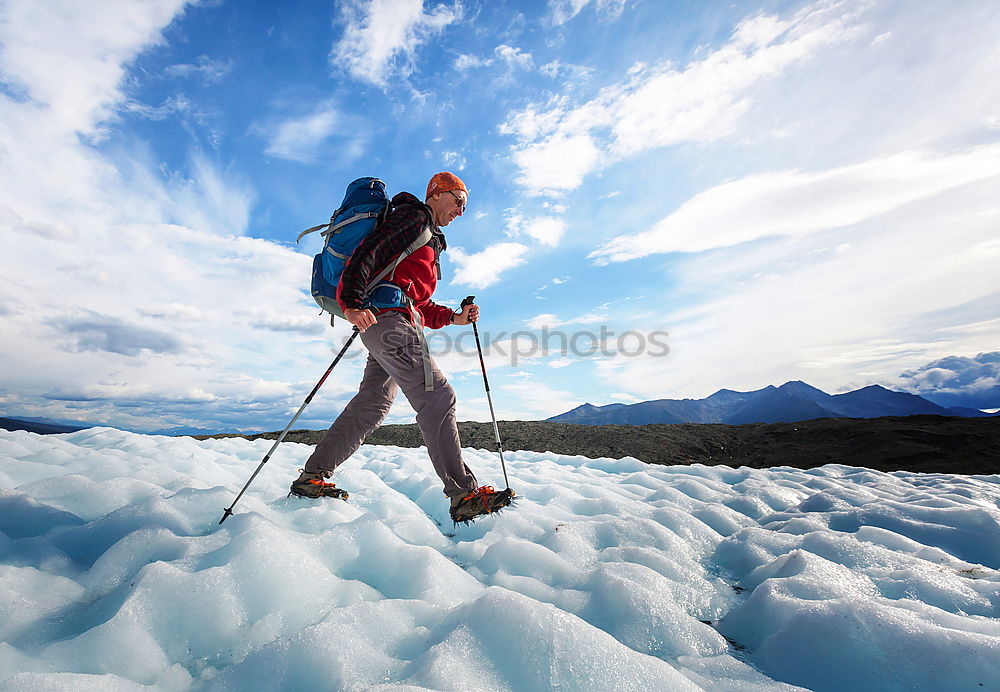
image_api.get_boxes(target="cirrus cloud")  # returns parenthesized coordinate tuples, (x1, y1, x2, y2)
(589, 144, 1000, 263)
(503, 2, 864, 193)
(330, 0, 460, 87)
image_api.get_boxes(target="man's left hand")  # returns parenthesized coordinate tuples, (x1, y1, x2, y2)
(452, 303, 479, 325)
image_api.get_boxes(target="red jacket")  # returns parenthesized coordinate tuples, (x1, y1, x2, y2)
(336, 192, 454, 329)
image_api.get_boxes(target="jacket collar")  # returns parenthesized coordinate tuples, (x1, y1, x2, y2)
(390, 191, 447, 250)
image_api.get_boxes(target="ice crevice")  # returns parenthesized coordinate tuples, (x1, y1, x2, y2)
(1, 428, 998, 691)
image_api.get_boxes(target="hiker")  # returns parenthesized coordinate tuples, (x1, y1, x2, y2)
(289, 172, 513, 522)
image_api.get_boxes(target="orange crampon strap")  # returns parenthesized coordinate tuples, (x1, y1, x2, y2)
(464, 486, 496, 501)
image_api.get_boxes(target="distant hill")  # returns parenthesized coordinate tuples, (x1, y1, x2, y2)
(0, 417, 89, 434)
(547, 381, 998, 425)
(145, 425, 224, 437)
(0, 416, 224, 437)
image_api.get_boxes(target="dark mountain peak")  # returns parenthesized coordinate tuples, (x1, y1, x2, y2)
(837, 385, 929, 402)
(566, 403, 600, 413)
(778, 380, 828, 395)
(703, 389, 759, 410)
(708, 385, 771, 400)
(577, 401, 630, 411)
(852, 384, 892, 393)
(706, 388, 741, 400)
(832, 385, 952, 417)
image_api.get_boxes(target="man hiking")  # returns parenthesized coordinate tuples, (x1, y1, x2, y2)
(289, 172, 514, 523)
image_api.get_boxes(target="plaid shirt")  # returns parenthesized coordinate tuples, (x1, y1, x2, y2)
(337, 192, 447, 320)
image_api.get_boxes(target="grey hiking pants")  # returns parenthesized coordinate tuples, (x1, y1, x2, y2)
(304, 311, 478, 499)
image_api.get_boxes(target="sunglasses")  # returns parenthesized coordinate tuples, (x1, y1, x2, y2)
(448, 190, 467, 211)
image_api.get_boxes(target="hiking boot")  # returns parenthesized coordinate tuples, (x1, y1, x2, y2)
(449, 486, 515, 523)
(289, 469, 349, 500)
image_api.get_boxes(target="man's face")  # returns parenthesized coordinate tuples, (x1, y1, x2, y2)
(429, 189, 467, 227)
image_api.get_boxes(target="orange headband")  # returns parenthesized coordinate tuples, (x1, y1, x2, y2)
(426, 171, 467, 199)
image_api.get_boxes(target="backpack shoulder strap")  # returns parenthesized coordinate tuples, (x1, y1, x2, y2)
(296, 219, 334, 244)
(298, 198, 391, 244)
(364, 226, 433, 293)
(320, 210, 382, 239)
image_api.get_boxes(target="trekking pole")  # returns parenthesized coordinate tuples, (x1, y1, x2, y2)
(219, 327, 360, 524)
(461, 296, 510, 491)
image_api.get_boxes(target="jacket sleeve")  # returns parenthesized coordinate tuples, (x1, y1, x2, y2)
(337, 206, 428, 311)
(416, 300, 455, 330)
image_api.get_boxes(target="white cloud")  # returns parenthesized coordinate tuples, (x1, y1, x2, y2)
(163, 55, 234, 84)
(540, 60, 594, 81)
(263, 101, 344, 163)
(139, 302, 210, 321)
(454, 53, 492, 71)
(587, 179, 1000, 402)
(169, 151, 255, 234)
(448, 243, 529, 288)
(511, 134, 601, 192)
(524, 304, 611, 330)
(893, 352, 1000, 409)
(526, 313, 561, 330)
(871, 31, 891, 46)
(0, 0, 191, 136)
(460, 44, 539, 90)
(507, 213, 567, 247)
(495, 44, 533, 70)
(443, 150, 467, 170)
(532, 218, 567, 246)
(529, 0, 1000, 410)
(124, 94, 204, 123)
(568, 307, 610, 326)
(496, 379, 581, 420)
(0, 0, 362, 432)
(330, 0, 460, 87)
(504, 1, 863, 192)
(590, 145, 1000, 263)
(548, 0, 629, 26)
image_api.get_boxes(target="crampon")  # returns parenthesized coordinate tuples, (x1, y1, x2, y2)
(449, 486, 515, 524)
(288, 470, 349, 500)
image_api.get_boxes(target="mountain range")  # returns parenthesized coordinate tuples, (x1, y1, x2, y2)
(0, 416, 218, 437)
(4, 382, 996, 437)
(547, 381, 999, 425)
(0, 417, 89, 435)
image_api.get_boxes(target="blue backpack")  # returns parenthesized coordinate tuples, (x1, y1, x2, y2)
(297, 177, 432, 320)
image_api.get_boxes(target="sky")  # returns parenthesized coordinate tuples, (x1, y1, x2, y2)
(1, 0, 998, 433)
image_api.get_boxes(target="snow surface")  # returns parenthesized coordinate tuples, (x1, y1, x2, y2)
(1, 428, 999, 691)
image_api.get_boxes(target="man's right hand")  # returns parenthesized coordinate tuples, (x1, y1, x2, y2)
(344, 308, 376, 332)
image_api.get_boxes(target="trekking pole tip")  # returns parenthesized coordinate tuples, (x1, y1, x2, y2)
(219, 507, 233, 524)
